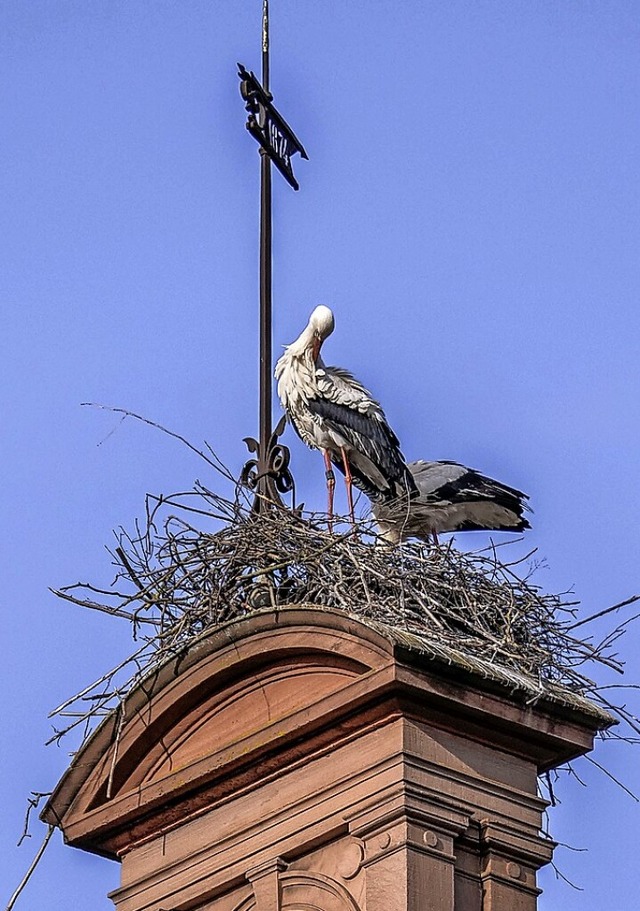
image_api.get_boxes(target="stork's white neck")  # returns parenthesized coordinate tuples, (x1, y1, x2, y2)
(285, 322, 317, 359)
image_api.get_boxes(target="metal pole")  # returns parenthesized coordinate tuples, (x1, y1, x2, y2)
(262, 0, 270, 90)
(258, 0, 272, 498)
(239, 1, 301, 509)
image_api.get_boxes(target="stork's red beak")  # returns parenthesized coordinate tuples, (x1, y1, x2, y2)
(311, 337, 321, 362)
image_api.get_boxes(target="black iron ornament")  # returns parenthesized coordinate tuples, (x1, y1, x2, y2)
(238, 0, 307, 513)
(238, 64, 308, 191)
(240, 414, 295, 503)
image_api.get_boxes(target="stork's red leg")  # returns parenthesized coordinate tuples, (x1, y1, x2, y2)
(432, 531, 439, 546)
(323, 449, 335, 531)
(340, 447, 356, 528)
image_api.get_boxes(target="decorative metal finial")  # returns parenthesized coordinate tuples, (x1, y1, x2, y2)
(238, 3, 308, 513)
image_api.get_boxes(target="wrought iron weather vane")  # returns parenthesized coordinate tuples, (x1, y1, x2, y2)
(239, 0, 308, 511)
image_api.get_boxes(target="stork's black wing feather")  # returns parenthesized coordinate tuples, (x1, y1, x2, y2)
(307, 397, 416, 501)
(426, 463, 529, 516)
(373, 459, 531, 541)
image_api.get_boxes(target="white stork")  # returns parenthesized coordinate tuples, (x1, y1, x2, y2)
(276, 306, 531, 542)
(275, 305, 416, 525)
(373, 460, 531, 543)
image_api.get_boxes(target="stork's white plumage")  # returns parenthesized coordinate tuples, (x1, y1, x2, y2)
(275, 306, 416, 523)
(373, 460, 531, 543)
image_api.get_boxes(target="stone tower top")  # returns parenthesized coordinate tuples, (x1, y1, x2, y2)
(43, 607, 611, 910)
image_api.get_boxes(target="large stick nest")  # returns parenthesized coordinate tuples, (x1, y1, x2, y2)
(50, 467, 640, 753)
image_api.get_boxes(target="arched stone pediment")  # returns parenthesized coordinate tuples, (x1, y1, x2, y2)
(44, 609, 393, 855)
(116, 651, 364, 795)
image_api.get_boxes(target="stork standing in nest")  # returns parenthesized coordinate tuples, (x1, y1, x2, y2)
(276, 305, 530, 541)
(373, 460, 531, 543)
(275, 305, 416, 527)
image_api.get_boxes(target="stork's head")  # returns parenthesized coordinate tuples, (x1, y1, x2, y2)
(280, 305, 336, 364)
(307, 305, 335, 362)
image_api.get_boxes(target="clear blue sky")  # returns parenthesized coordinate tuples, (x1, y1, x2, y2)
(2, 2, 639, 908)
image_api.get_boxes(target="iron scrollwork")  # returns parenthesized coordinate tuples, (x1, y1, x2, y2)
(241, 414, 295, 511)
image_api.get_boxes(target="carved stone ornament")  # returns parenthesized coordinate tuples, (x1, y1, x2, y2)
(237, 862, 361, 911)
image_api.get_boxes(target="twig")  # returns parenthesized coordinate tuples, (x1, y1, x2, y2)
(5, 825, 55, 911)
(567, 595, 640, 631)
(584, 754, 640, 802)
(81, 403, 235, 482)
(16, 792, 52, 847)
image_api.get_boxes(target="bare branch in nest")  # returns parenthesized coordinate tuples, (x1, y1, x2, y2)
(567, 594, 640, 632)
(82, 403, 236, 483)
